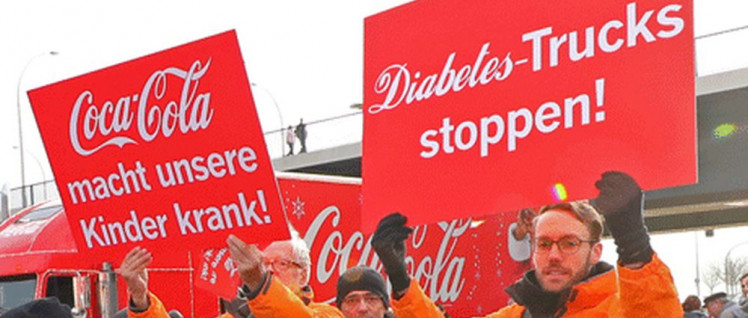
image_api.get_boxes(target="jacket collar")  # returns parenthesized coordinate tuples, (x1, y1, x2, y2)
(505, 261, 615, 317)
(299, 285, 314, 305)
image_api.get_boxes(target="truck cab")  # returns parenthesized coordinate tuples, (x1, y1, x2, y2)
(0, 200, 217, 317)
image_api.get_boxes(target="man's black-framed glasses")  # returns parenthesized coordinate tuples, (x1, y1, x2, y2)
(534, 236, 598, 254)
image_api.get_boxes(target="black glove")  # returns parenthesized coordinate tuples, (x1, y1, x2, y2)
(590, 171, 653, 264)
(371, 212, 412, 294)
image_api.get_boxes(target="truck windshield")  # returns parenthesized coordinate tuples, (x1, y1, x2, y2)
(0, 274, 36, 312)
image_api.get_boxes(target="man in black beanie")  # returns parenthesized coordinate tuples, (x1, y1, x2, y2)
(336, 266, 391, 318)
(0, 297, 73, 318)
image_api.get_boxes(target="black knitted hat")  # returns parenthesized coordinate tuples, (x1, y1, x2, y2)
(336, 266, 389, 308)
(0, 297, 73, 318)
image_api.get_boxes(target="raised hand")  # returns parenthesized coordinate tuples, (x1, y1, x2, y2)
(513, 208, 536, 240)
(118, 247, 153, 309)
(227, 234, 267, 291)
(590, 171, 652, 265)
(371, 212, 412, 293)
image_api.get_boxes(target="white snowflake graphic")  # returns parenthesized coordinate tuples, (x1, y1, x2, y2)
(292, 196, 306, 219)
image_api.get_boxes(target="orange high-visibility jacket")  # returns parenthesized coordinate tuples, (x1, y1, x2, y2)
(391, 253, 683, 318)
(129, 276, 343, 318)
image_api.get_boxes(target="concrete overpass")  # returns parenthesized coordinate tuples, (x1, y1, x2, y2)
(273, 67, 748, 233)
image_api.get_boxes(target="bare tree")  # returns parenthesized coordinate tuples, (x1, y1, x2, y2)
(703, 257, 748, 297)
(703, 264, 722, 295)
(724, 257, 748, 296)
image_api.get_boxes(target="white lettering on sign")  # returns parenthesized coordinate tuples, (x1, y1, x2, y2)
(67, 161, 152, 204)
(303, 206, 467, 302)
(174, 190, 271, 235)
(367, 1, 684, 114)
(78, 190, 272, 249)
(419, 78, 606, 159)
(64, 146, 259, 205)
(368, 42, 513, 115)
(69, 59, 214, 156)
(522, 3, 684, 71)
(155, 146, 258, 188)
(80, 210, 168, 249)
(199, 248, 239, 285)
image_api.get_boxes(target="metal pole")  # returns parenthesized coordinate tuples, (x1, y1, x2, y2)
(727, 250, 732, 296)
(251, 82, 285, 157)
(98, 262, 118, 318)
(695, 231, 701, 297)
(28, 152, 47, 201)
(0, 184, 8, 223)
(13, 146, 47, 202)
(16, 51, 57, 208)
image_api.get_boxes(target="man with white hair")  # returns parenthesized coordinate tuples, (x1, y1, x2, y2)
(122, 228, 342, 318)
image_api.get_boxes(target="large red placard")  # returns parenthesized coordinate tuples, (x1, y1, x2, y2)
(28, 30, 289, 262)
(363, 0, 696, 229)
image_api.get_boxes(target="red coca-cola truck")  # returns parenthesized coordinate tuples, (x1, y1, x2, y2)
(0, 172, 526, 318)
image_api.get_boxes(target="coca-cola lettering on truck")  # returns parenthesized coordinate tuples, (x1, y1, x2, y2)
(369, 2, 685, 161)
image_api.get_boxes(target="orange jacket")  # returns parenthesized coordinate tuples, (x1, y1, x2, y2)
(391, 253, 683, 317)
(126, 293, 234, 318)
(128, 276, 342, 318)
(247, 275, 343, 317)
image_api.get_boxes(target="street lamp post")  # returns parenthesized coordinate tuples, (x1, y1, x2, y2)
(695, 232, 701, 297)
(13, 146, 48, 202)
(250, 82, 285, 157)
(17, 51, 58, 208)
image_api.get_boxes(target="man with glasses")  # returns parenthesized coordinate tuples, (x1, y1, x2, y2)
(336, 266, 393, 318)
(122, 229, 343, 318)
(371, 171, 682, 317)
(227, 231, 343, 317)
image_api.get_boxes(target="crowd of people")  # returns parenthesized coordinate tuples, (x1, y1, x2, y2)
(681, 274, 748, 318)
(2, 172, 747, 318)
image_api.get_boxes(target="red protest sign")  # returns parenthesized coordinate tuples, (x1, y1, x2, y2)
(195, 247, 240, 300)
(363, 0, 695, 229)
(28, 30, 289, 263)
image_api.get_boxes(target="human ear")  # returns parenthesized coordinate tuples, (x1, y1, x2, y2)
(590, 242, 603, 264)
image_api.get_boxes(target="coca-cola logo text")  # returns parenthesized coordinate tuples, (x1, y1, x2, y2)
(303, 205, 466, 302)
(69, 59, 214, 156)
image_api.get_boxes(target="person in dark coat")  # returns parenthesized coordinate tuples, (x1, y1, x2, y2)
(295, 118, 307, 153)
(0, 297, 72, 318)
(704, 292, 746, 318)
(682, 295, 707, 318)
